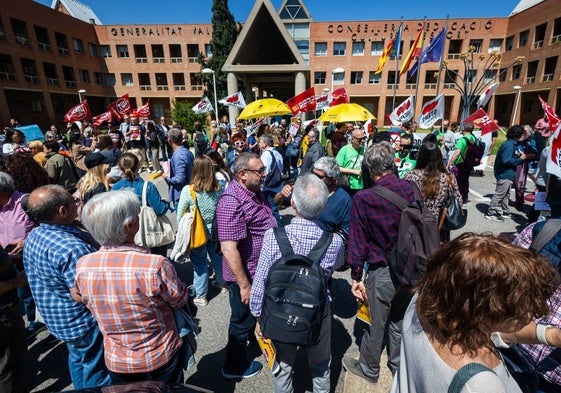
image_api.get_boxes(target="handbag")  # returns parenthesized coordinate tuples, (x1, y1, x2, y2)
(189, 186, 208, 249)
(439, 175, 467, 231)
(134, 181, 175, 248)
(336, 154, 360, 190)
(169, 211, 194, 263)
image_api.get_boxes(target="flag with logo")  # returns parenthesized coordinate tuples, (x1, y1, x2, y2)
(389, 96, 415, 125)
(286, 87, 316, 115)
(316, 93, 330, 111)
(92, 110, 113, 126)
(538, 96, 560, 131)
(477, 82, 500, 108)
(547, 123, 561, 178)
(132, 100, 151, 118)
(375, 23, 402, 74)
(462, 108, 500, 136)
(408, 28, 445, 78)
(64, 100, 92, 122)
(329, 87, 349, 107)
(417, 94, 444, 129)
(108, 94, 131, 120)
(192, 97, 213, 114)
(400, 24, 425, 76)
(219, 92, 246, 108)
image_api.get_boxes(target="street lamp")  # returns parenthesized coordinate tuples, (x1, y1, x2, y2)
(511, 85, 522, 126)
(78, 89, 86, 103)
(331, 68, 344, 92)
(202, 68, 218, 120)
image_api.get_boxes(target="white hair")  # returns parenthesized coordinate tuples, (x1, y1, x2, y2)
(291, 174, 328, 219)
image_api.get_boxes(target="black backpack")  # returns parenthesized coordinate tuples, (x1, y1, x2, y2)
(462, 137, 485, 168)
(194, 131, 208, 153)
(260, 227, 333, 347)
(263, 150, 283, 189)
(372, 181, 441, 287)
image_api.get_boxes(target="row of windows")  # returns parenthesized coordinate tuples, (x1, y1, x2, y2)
(107, 43, 211, 62)
(504, 17, 561, 51)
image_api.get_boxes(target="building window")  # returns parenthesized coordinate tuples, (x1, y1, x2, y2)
(100, 45, 111, 58)
(444, 70, 457, 87)
(105, 73, 116, 86)
(79, 69, 90, 83)
(314, 71, 326, 84)
(499, 68, 507, 82)
(469, 39, 482, 53)
(543, 56, 558, 82)
(73, 38, 84, 53)
(505, 35, 514, 51)
(21, 58, 38, 83)
(133, 45, 147, 63)
(43, 62, 58, 85)
(169, 44, 182, 63)
(368, 71, 381, 84)
(512, 64, 522, 80)
(534, 23, 547, 48)
(0, 55, 16, 81)
(519, 30, 529, 47)
(387, 71, 397, 85)
(0, 19, 5, 42)
(62, 66, 76, 88)
(296, 40, 309, 55)
(483, 69, 497, 84)
(205, 44, 212, 57)
(55, 32, 69, 55)
(313, 42, 327, 57)
(156, 73, 168, 90)
(31, 100, 43, 113)
(488, 38, 503, 53)
(447, 39, 462, 59)
(352, 42, 364, 56)
(121, 73, 133, 86)
(187, 44, 199, 63)
(350, 71, 363, 84)
(173, 73, 185, 90)
(117, 45, 129, 58)
(526, 61, 538, 84)
(88, 43, 97, 57)
(333, 42, 346, 56)
(553, 18, 561, 44)
(138, 73, 151, 90)
(11, 18, 30, 47)
(333, 71, 345, 85)
(94, 72, 103, 85)
(189, 73, 203, 91)
(34, 25, 50, 51)
(152, 44, 165, 62)
(371, 41, 383, 56)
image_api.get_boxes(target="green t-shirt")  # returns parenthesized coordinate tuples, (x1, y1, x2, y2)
(453, 133, 476, 164)
(395, 152, 417, 178)
(336, 144, 364, 190)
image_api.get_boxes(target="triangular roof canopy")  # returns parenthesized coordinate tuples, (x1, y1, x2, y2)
(278, 0, 312, 22)
(51, 0, 102, 24)
(222, 0, 307, 73)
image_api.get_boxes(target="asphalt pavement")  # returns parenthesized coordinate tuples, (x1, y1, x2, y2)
(25, 156, 535, 392)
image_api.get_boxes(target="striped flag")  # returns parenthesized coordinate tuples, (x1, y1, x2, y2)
(400, 24, 425, 76)
(375, 23, 402, 74)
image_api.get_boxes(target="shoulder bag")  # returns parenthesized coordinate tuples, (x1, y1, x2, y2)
(439, 174, 467, 231)
(134, 181, 175, 248)
(189, 186, 208, 249)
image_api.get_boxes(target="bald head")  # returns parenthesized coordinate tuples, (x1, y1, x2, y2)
(27, 185, 76, 224)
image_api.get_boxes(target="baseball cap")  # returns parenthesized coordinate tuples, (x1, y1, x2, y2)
(85, 152, 111, 169)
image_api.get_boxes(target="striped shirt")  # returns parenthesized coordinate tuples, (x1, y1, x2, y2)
(75, 244, 189, 373)
(217, 180, 277, 282)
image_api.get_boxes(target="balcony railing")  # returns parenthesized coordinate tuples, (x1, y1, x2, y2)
(171, 57, 182, 63)
(140, 85, 151, 91)
(135, 57, 147, 63)
(543, 74, 554, 82)
(46, 78, 58, 86)
(405, 83, 416, 89)
(533, 41, 543, 49)
(526, 76, 535, 84)
(424, 83, 437, 89)
(444, 83, 456, 89)
(174, 85, 185, 91)
(153, 57, 165, 63)
(38, 42, 51, 51)
(15, 35, 30, 47)
(191, 85, 203, 91)
(188, 57, 198, 63)
(552, 35, 561, 45)
(0, 72, 16, 81)
(24, 74, 39, 83)
(447, 53, 461, 60)
(156, 85, 169, 91)
(65, 80, 76, 88)
(58, 47, 69, 56)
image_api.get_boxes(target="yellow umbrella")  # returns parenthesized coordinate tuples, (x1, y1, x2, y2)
(238, 98, 293, 120)
(318, 103, 376, 123)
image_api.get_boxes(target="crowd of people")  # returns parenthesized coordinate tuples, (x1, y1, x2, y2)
(0, 111, 560, 393)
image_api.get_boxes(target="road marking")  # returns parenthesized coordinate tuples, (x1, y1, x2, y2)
(469, 188, 490, 202)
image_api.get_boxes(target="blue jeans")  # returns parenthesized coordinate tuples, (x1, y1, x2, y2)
(263, 190, 283, 227)
(190, 237, 224, 298)
(66, 323, 110, 389)
(223, 282, 256, 374)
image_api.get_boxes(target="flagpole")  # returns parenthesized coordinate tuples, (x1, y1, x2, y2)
(392, 18, 403, 110)
(413, 18, 427, 120)
(434, 19, 449, 121)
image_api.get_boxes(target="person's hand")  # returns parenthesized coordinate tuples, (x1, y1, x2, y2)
(8, 239, 24, 255)
(255, 321, 263, 339)
(351, 280, 367, 302)
(280, 184, 293, 198)
(239, 283, 252, 304)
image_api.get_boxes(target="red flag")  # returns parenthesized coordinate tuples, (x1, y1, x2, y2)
(92, 110, 112, 126)
(538, 96, 560, 131)
(463, 108, 499, 136)
(389, 96, 415, 125)
(477, 82, 500, 108)
(108, 94, 131, 121)
(550, 124, 561, 169)
(329, 88, 349, 107)
(64, 100, 92, 122)
(417, 94, 444, 129)
(135, 100, 151, 118)
(315, 93, 330, 111)
(286, 87, 316, 115)
(400, 24, 425, 76)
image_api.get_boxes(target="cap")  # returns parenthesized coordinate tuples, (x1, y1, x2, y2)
(85, 152, 111, 169)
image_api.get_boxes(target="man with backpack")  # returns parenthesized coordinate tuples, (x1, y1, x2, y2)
(447, 122, 478, 204)
(250, 174, 344, 392)
(260, 134, 285, 227)
(343, 141, 416, 384)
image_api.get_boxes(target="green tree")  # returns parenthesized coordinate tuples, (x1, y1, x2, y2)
(199, 0, 239, 120)
(169, 100, 205, 136)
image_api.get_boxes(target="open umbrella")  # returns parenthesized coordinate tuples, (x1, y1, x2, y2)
(318, 103, 376, 123)
(238, 98, 292, 120)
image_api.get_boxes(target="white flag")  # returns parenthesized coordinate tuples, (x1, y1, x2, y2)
(477, 82, 499, 108)
(192, 97, 213, 114)
(390, 96, 415, 126)
(417, 94, 445, 129)
(315, 94, 330, 111)
(219, 92, 246, 108)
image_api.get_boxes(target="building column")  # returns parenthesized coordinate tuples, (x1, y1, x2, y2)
(227, 72, 239, 122)
(294, 72, 306, 120)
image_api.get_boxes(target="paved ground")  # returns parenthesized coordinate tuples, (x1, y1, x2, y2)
(24, 157, 535, 392)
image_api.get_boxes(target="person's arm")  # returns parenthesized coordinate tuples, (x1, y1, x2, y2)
(157, 260, 189, 307)
(165, 153, 188, 186)
(221, 240, 252, 303)
(447, 148, 462, 168)
(499, 322, 561, 348)
(146, 181, 169, 216)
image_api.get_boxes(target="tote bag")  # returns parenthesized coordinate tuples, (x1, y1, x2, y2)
(189, 186, 208, 249)
(134, 181, 175, 248)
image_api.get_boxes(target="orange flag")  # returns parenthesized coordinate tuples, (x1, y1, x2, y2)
(399, 24, 425, 76)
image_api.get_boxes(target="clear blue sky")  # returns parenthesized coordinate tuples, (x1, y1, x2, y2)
(35, 0, 519, 24)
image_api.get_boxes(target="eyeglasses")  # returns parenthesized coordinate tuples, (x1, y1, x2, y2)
(64, 197, 80, 207)
(353, 136, 365, 141)
(313, 171, 327, 180)
(400, 144, 413, 150)
(244, 167, 267, 175)
(234, 142, 245, 146)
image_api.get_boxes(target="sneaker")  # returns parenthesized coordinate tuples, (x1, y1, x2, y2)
(501, 212, 511, 219)
(222, 360, 262, 379)
(211, 279, 228, 293)
(193, 297, 208, 307)
(484, 214, 504, 222)
(342, 357, 378, 384)
(26, 321, 47, 339)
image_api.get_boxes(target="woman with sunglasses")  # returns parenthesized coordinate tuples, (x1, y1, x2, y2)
(226, 133, 247, 172)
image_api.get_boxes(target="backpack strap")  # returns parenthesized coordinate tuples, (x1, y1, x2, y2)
(273, 227, 296, 258)
(530, 219, 561, 253)
(273, 227, 333, 267)
(371, 180, 420, 212)
(448, 363, 496, 393)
